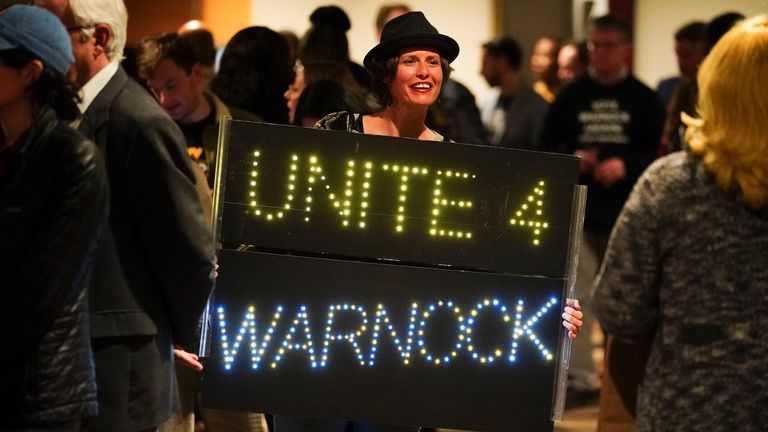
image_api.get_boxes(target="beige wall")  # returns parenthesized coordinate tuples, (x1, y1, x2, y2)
(203, 0, 251, 46)
(634, 0, 767, 89)
(250, 0, 494, 103)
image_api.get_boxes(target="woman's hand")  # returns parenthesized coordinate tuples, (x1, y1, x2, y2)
(174, 346, 204, 372)
(562, 299, 584, 340)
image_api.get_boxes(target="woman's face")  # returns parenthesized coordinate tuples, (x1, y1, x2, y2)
(284, 68, 306, 124)
(388, 48, 443, 108)
(0, 60, 34, 112)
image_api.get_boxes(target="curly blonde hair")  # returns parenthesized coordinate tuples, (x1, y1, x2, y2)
(683, 15, 768, 210)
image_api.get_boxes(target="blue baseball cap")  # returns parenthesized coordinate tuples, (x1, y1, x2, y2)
(0, 5, 74, 76)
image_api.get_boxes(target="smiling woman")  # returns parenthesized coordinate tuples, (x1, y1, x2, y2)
(316, 11, 457, 141)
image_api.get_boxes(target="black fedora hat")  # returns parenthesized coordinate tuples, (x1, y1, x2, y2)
(364, 11, 459, 68)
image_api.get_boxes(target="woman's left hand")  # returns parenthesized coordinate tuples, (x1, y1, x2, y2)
(562, 299, 584, 340)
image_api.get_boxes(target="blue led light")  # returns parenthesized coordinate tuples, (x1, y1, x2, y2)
(216, 297, 560, 371)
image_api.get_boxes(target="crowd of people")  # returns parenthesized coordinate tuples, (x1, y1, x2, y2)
(0, 1, 765, 431)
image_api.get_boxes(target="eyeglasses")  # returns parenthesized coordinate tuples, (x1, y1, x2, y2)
(65, 24, 95, 34)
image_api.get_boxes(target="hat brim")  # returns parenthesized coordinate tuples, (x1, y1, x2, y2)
(364, 33, 459, 68)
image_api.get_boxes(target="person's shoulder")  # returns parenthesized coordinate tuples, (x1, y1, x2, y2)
(111, 79, 170, 122)
(207, 91, 263, 123)
(520, 84, 549, 107)
(552, 76, 591, 103)
(315, 111, 360, 132)
(638, 152, 697, 199)
(625, 74, 658, 95)
(657, 76, 680, 91)
(49, 121, 103, 174)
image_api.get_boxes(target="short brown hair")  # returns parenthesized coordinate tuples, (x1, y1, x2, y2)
(137, 32, 198, 80)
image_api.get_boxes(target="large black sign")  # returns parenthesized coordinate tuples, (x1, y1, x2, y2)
(202, 120, 581, 431)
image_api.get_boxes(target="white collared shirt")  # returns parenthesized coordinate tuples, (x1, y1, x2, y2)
(78, 60, 120, 116)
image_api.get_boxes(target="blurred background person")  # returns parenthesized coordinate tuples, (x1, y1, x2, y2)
(0, 5, 108, 429)
(593, 15, 768, 431)
(530, 36, 560, 102)
(479, 36, 548, 149)
(661, 12, 744, 155)
(283, 59, 363, 125)
(556, 40, 588, 89)
(294, 80, 365, 127)
(299, 5, 371, 92)
(211, 26, 293, 124)
(655, 21, 706, 111)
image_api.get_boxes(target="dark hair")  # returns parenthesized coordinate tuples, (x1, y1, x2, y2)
(298, 6, 351, 64)
(210, 26, 294, 124)
(706, 12, 744, 52)
(179, 28, 216, 67)
(367, 55, 452, 107)
(293, 80, 365, 126)
(0, 48, 80, 122)
(137, 32, 198, 79)
(302, 60, 360, 92)
(483, 36, 523, 71)
(591, 14, 632, 42)
(674, 21, 706, 43)
(375, 4, 411, 32)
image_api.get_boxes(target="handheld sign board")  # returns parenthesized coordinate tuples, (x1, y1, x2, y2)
(202, 120, 582, 431)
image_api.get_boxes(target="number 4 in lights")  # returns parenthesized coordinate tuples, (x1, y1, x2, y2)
(509, 181, 548, 246)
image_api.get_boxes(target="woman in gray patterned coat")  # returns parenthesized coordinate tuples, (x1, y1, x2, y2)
(592, 15, 768, 432)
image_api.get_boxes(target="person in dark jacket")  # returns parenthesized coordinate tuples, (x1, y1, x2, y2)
(0, 5, 108, 430)
(34, 0, 217, 430)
